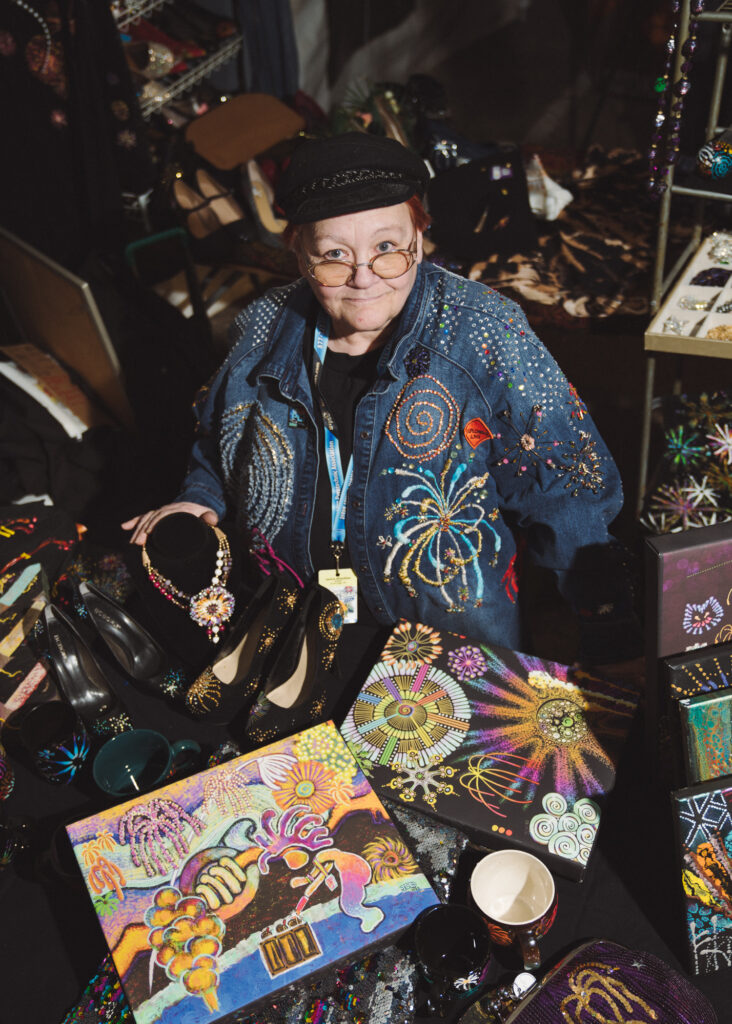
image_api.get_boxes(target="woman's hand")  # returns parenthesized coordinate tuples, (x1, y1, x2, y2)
(121, 502, 219, 546)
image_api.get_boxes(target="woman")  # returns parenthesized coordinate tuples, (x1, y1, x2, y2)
(123, 133, 640, 729)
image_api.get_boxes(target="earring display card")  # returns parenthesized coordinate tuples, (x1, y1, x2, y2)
(680, 690, 732, 783)
(65, 721, 438, 1024)
(671, 776, 732, 976)
(340, 622, 639, 882)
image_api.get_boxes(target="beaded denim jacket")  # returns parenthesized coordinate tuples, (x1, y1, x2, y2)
(179, 262, 638, 662)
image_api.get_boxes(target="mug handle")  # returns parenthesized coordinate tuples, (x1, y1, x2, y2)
(169, 739, 201, 780)
(517, 932, 541, 972)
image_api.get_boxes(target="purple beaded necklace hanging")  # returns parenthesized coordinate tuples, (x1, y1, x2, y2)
(648, 0, 706, 197)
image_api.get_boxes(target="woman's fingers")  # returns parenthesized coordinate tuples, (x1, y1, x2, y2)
(121, 503, 219, 545)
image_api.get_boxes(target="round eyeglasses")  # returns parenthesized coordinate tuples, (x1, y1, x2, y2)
(307, 246, 417, 287)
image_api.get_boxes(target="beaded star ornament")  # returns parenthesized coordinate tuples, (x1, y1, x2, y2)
(141, 526, 235, 643)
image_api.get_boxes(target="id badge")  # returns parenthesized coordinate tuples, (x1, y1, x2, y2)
(318, 568, 358, 624)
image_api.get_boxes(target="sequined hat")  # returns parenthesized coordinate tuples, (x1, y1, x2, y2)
(275, 132, 429, 223)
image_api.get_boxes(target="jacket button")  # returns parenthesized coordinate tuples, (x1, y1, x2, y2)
(360, 430, 370, 440)
(352, 498, 362, 509)
(375, 605, 384, 614)
(360, 564, 369, 574)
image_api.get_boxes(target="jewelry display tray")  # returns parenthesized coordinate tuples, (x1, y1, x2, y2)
(645, 230, 732, 358)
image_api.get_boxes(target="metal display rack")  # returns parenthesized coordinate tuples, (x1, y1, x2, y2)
(113, 0, 172, 32)
(638, 0, 732, 512)
(138, 35, 243, 120)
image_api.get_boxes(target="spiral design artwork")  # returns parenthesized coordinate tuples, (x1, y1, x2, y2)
(384, 375, 459, 462)
(529, 814, 556, 842)
(711, 149, 732, 180)
(528, 792, 599, 865)
(542, 792, 566, 817)
(548, 831, 580, 860)
(574, 797, 600, 824)
(697, 141, 716, 174)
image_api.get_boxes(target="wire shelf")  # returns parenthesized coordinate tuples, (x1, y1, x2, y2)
(113, 0, 172, 31)
(139, 35, 242, 119)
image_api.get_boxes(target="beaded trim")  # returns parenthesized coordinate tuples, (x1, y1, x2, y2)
(141, 526, 234, 644)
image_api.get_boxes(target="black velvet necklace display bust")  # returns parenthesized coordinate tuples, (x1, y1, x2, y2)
(125, 513, 250, 671)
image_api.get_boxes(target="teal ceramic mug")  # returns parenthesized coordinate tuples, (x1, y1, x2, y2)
(92, 729, 201, 799)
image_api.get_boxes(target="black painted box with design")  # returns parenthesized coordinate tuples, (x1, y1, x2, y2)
(340, 621, 639, 882)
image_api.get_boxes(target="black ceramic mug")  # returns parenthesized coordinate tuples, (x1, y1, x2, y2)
(414, 903, 493, 1018)
(18, 700, 91, 785)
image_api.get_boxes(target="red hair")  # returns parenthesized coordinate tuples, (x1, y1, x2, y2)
(283, 194, 430, 251)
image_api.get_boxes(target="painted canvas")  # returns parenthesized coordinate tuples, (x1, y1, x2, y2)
(341, 622, 639, 881)
(665, 641, 732, 700)
(671, 776, 732, 975)
(680, 690, 732, 783)
(65, 721, 438, 1024)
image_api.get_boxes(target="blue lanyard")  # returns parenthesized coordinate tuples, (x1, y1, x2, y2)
(313, 312, 353, 561)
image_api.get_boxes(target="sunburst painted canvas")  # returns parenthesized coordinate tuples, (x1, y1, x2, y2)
(341, 623, 639, 881)
(672, 777, 732, 975)
(66, 722, 437, 1024)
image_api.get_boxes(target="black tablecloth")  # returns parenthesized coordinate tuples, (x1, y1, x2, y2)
(1, 651, 729, 1024)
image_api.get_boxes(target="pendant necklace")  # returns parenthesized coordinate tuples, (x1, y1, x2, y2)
(141, 526, 235, 643)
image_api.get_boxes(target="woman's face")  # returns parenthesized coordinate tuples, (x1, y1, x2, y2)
(297, 203, 423, 344)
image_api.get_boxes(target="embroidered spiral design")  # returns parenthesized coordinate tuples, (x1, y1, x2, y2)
(385, 375, 459, 462)
(548, 831, 580, 860)
(529, 814, 557, 843)
(542, 792, 567, 817)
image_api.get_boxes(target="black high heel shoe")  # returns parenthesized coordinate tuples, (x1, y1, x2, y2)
(78, 582, 184, 701)
(242, 583, 346, 745)
(42, 604, 133, 739)
(183, 573, 301, 723)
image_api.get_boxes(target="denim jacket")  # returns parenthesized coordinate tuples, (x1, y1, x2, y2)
(179, 262, 639, 662)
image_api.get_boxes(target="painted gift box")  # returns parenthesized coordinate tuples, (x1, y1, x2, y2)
(671, 774, 732, 976)
(679, 689, 732, 784)
(65, 721, 438, 1024)
(340, 622, 639, 882)
(645, 522, 732, 662)
(665, 640, 732, 701)
(645, 522, 732, 756)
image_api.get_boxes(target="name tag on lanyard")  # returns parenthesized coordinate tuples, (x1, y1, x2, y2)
(314, 311, 358, 624)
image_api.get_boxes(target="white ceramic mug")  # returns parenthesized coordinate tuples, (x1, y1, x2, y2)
(469, 849, 557, 970)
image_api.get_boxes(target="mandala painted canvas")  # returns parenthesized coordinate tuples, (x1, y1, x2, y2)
(672, 777, 732, 975)
(66, 722, 438, 1024)
(340, 622, 639, 881)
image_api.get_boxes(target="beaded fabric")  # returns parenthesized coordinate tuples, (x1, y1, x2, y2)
(60, 802, 469, 1024)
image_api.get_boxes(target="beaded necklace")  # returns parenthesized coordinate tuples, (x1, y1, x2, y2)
(141, 526, 235, 643)
(648, 0, 706, 198)
(10, 0, 51, 73)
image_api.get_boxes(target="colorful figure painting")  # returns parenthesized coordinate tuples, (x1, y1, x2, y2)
(341, 622, 639, 881)
(680, 690, 732, 783)
(66, 722, 437, 1024)
(672, 778, 732, 975)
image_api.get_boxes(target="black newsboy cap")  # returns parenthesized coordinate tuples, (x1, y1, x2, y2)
(275, 132, 429, 223)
